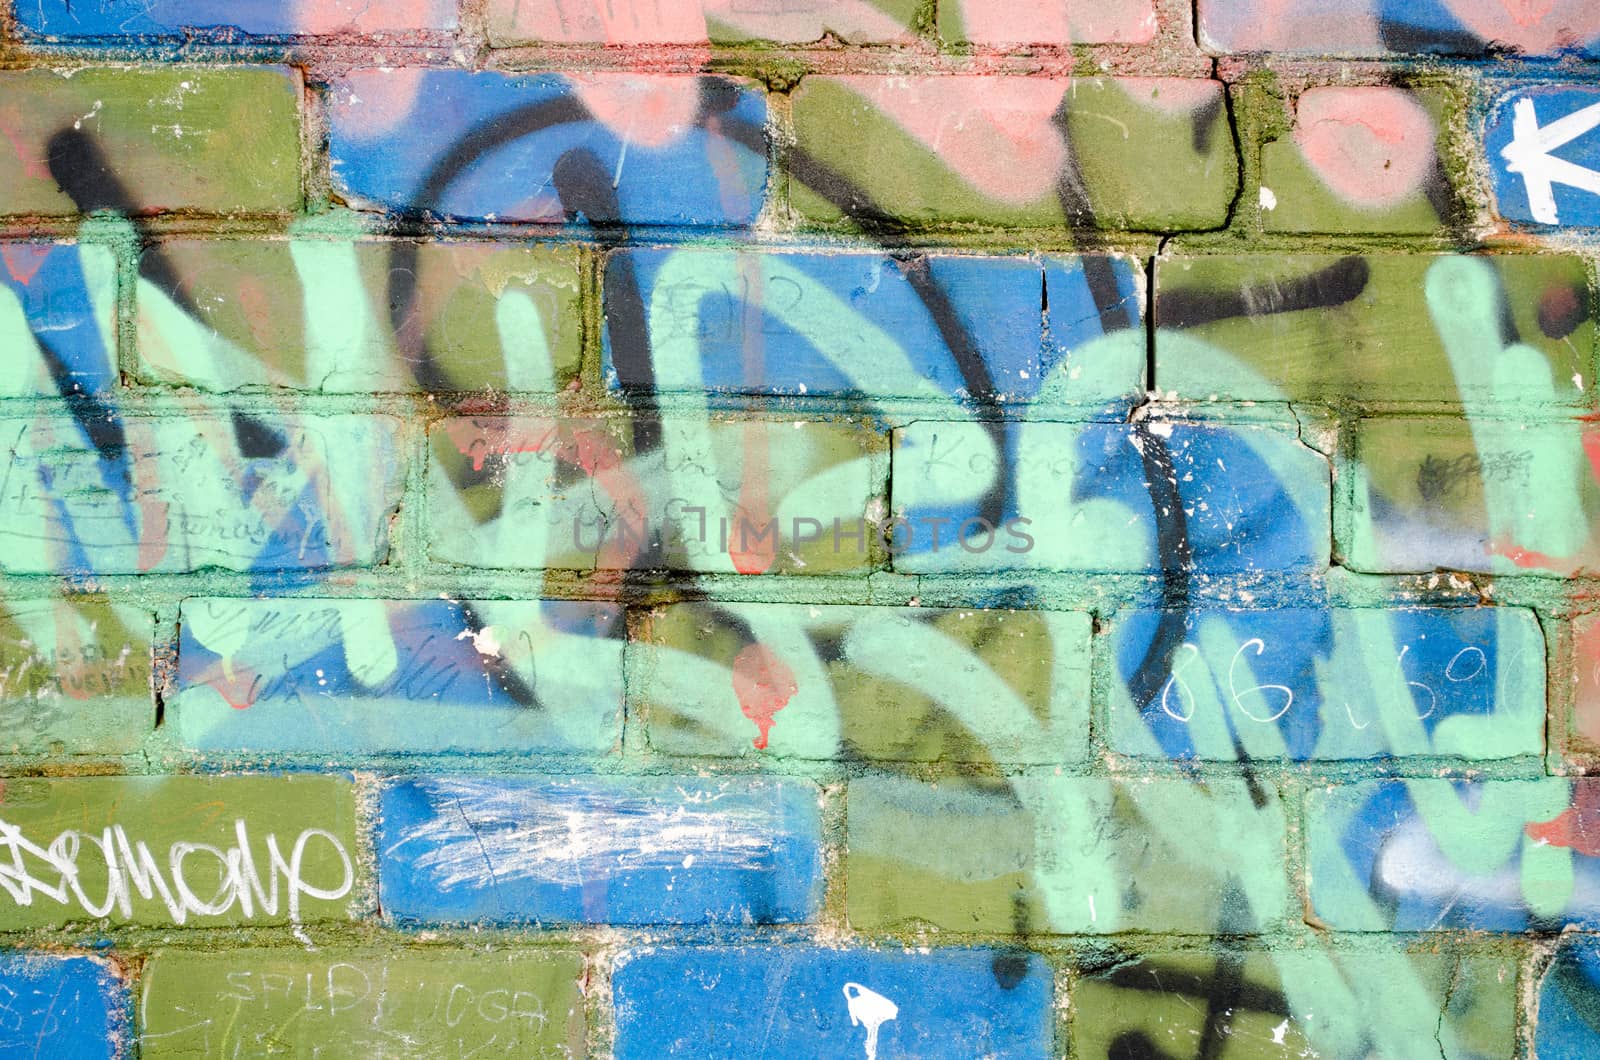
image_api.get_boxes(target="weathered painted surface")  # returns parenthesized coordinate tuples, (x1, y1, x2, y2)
(2, 4, 1598, 1055)
(139, 949, 585, 1057)
(613, 947, 1053, 1058)
(379, 776, 822, 925)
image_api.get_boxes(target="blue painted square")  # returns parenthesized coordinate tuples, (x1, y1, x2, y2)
(1538, 938, 1600, 1058)
(329, 70, 768, 226)
(1486, 86, 1600, 228)
(0, 954, 123, 1058)
(379, 776, 822, 925)
(613, 947, 1053, 1059)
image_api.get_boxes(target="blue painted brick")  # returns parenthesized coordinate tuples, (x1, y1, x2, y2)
(0, 954, 123, 1058)
(329, 70, 768, 226)
(613, 947, 1054, 1059)
(1486, 86, 1600, 228)
(0, 244, 116, 397)
(602, 248, 1143, 406)
(379, 776, 823, 925)
(14, 0, 456, 36)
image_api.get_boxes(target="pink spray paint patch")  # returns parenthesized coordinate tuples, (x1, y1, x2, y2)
(1, 245, 50, 286)
(1292, 87, 1435, 209)
(732, 643, 797, 750)
(1444, 0, 1600, 55)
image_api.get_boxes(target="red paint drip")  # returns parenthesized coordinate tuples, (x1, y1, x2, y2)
(731, 643, 797, 750)
(1527, 783, 1600, 858)
(206, 672, 261, 711)
(1488, 536, 1566, 571)
(1, 244, 49, 286)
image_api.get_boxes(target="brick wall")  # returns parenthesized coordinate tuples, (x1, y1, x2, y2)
(1, 0, 1599, 1056)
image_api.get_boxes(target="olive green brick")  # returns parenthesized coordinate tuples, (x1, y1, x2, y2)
(790, 76, 1237, 230)
(633, 602, 1090, 763)
(139, 949, 586, 1057)
(846, 774, 1290, 934)
(134, 240, 582, 393)
(1072, 949, 1517, 1059)
(0, 68, 302, 217)
(0, 599, 152, 756)
(1155, 254, 1594, 406)
(0, 774, 359, 929)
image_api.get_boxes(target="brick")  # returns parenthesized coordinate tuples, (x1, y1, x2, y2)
(0, 243, 117, 397)
(16, 0, 457, 36)
(0, 774, 359, 928)
(1307, 778, 1600, 931)
(1536, 937, 1600, 1058)
(1344, 415, 1599, 575)
(0, 413, 404, 575)
(789, 77, 1236, 230)
(0, 68, 302, 217)
(379, 775, 822, 925)
(635, 602, 1090, 762)
(1487, 85, 1600, 228)
(1199, 0, 1600, 57)
(847, 775, 1290, 934)
(890, 420, 1330, 574)
(1109, 607, 1544, 761)
(427, 416, 887, 575)
(0, 599, 152, 756)
(135, 240, 582, 393)
(328, 70, 768, 226)
(1073, 950, 1516, 1059)
(938, 0, 1157, 46)
(1155, 254, 1594, 406)
(139, 949, 585, 1058)
(613, 946, 1054, 1058)
(487, 0, 919, 45)
(604, 248, 1143, 407)
(174, 598, 623, 754)
(1257, 86, 1456, 234)
(0, 954, 125, 1056)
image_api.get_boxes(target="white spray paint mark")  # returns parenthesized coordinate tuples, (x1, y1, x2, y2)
(1500, 95, 1600, 224)
(842, 982, 898, 1060)
(1271, 1018, 1290, 1045)
(454, 626, 503, 658)
(385, 777, 790, 891)
(1259, 185, 1278, 210)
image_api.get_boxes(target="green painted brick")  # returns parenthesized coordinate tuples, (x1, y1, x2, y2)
(139, 948, 586, 1058)
(1344, 415, 1600, 575)
(1257, 85, 1457, 235)
(135, 240, 582, 393)
(634, 602, 1090, 762)
(0, 599, 152, 756)
(428, 416, 888, 574)
(1155, 254, 1594, 406)
(0, 68, 302, 216)
(846, 774, 1289, 934)
(0, 774, 359, 928)
(790, 76, 1237, 230)
(1072, 949, 1517, 1059)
